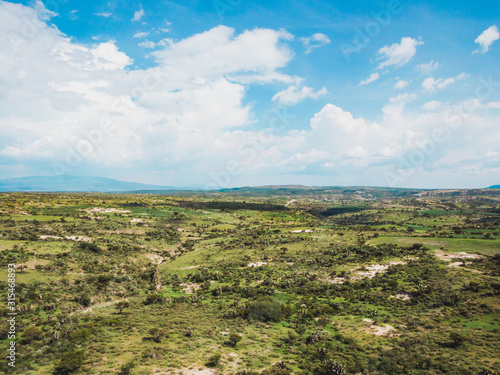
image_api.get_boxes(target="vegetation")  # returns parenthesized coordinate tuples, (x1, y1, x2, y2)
(0, 188, 498, 374)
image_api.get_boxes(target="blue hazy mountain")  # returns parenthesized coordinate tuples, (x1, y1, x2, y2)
(0, 175, 180, 192)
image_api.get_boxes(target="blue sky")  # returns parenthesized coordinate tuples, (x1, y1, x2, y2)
(0, 0, 499, 188)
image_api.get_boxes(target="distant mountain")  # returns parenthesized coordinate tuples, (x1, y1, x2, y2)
(487, 185, 500, 189)
(0, 176, 180, 192)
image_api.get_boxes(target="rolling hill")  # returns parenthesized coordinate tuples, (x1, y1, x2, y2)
(0, 175, 179, 192)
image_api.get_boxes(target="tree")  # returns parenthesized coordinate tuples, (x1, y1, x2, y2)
(115, 301, 130, 314)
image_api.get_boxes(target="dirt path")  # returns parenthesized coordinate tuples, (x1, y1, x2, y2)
(434, 250, 482, 261)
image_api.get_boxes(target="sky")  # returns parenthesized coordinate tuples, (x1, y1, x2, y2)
(0, 0, 499, 189)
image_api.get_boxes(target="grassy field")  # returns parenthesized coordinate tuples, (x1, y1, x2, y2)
(0, 189, 499, 374)
(368, 236, 500, 256)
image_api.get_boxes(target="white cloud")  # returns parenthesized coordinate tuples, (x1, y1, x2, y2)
(1, 1, 499, 189)
(272, 85, 327, 106)
(132, 9, 144, 22)
(0, 3, 297, 178)
(416, 60, 439, 75)
(138, 40, 157, 48)
(377, 37, 424, 70)
(134, 31, 149, 38)
(394, 80, 410, 89)
(51, 40, 133, 71)
(95, 12, 112, 18)
(151, 26, 295, 84)
(138, 38, 172, 49)
(33, 0, 57, 20)
(69, 10, 78, 20)
(421, 72, 467, 93)
(421, 100, 442, 111)
(359, 73, 380, 86)
(474, 25, 499, 54)
(299, 33, 330, 54)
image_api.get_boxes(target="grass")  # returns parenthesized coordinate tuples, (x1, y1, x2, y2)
(0, 190, 498, 374)
(368, 236, 500, 256)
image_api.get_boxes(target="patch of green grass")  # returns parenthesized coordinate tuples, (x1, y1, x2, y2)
(368, 236, 500, 256)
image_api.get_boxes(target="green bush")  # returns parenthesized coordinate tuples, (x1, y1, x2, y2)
(118, 360, 137, 375)
(318, 359, 346, 375)
(228, 333, 242, 347)
(246, 296, 282, 322)
(53, 350, 85, 374)
(143, 293, 164, 305)
(21, 326, 44, 344)
(206, 353, 221, 367)
(77, 242, 102, 254)
(78, 293, 91, 307)
(148, 328, 166, 343)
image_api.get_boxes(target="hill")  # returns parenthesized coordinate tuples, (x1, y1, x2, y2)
(0, 175, 179, 192)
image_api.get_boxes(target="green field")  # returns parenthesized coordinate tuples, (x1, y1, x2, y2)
(368, 236, 500, 256)
(0, 189, 499, 374)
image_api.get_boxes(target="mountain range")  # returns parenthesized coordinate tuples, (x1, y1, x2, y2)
(0, 175, 180, 192)
(0, 175, 498, 193)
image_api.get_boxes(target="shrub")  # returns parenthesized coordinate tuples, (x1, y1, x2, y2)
(148, 328, 166, 343)
(118, 360, 137, 375)
(143, 293, 164, 305)
(246, 296, 282, 322)
(21, 326, 44, 344)
(77, 242, 102, 254)
(53, 350, 85, 374)
(320, 359, 346, 375)
(78, 293, 91, 307)
(228, 333, 242, 347)
(206, 353, 222, 367)
(115, 301, 130, 314)
(449, 331, 466, 348)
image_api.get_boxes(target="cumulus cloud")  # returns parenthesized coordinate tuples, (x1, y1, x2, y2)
(51, 40, 133, 71)
(32, 0, 57, 20)
(299, 33, 330, 54)
(1, 2, 498, 188)
(151, 26, 295, 84)
(421, 100, 442, 111)
(394, 80, 410, 89)
(474, 25, 499, 54)
(359, 73, 379, 86)
(0, 2, 296, 180)
(134, 31, 149, 38)
(132, 8, 144, 22)
(421, 72, 467, 93)
(272, 86, 327, 106)
(416, 60, 439, 74)
(377, 37, 424, 70)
